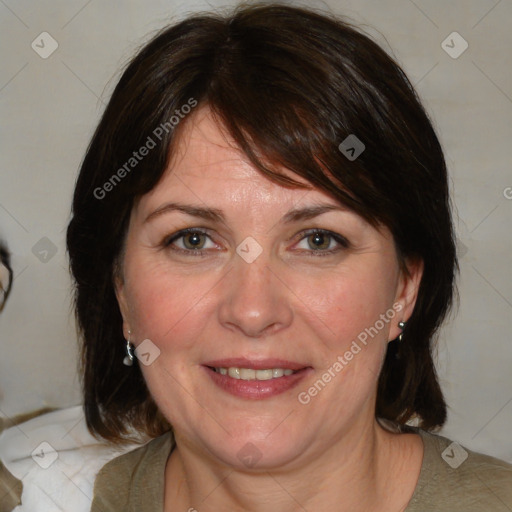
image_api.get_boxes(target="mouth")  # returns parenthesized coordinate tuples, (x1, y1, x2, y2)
(202, 358, 312, 399)
(209, 366, 296, 380)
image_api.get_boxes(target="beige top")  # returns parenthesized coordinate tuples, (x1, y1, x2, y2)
(90, 428, 512, 511)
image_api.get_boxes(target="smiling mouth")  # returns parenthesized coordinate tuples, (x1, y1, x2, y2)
(203, 362, 312, 399)
(209, 367, 297, 380)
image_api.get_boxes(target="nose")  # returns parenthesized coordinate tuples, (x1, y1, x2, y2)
(217, 250, 294, 338)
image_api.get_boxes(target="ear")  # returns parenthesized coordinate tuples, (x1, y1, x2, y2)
(388, 257, 423, 341)
(114, 271, 131, 339)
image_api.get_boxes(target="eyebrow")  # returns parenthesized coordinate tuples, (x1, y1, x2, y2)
(144, 201, 346, 224)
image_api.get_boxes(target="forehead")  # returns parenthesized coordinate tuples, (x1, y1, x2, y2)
(137, 106, 338, 212)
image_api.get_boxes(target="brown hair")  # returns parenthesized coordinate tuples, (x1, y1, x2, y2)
(0, 241, 13, 312)
(66, 3, 457, 444)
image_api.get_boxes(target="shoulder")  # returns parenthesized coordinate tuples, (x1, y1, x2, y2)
(1, 419, 22, 511)
(91, 431, 174, 512)
(407, 429, 512, 511)
(0, 460, 22, 511)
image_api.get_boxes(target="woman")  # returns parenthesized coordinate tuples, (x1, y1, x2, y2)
(66, 4, 512, 511)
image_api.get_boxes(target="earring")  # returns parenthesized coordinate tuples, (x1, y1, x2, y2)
(123, 330, 134, 366)
(398, 321, 406, 342)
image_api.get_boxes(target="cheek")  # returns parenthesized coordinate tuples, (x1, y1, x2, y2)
(290, 270, 398, 419)
(289, 266, 397, 354)
(123, 255, 219, 350)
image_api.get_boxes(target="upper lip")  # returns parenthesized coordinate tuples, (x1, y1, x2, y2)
(203, 358, 310, 371)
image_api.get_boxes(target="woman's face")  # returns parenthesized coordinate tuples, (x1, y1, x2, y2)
(116, 106, 422, 470)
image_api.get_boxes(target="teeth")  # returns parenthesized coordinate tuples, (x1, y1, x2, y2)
(240, 368, 256, 380)
(228, 367, 240, 379)
(215, 367, 296, 380)
(253, 369, 272, 380)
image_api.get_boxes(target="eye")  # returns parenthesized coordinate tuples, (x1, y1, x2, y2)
(163, 228, 217, 254)
(293, 229, 349, 255)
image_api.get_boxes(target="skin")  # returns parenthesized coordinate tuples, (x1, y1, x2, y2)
(116, 106, 425, 512)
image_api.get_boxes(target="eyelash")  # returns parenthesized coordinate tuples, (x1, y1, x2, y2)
(162, 227, 350, 257)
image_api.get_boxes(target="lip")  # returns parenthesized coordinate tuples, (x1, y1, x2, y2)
(202, 360, 313, 400)
(202, 358, 308, 371)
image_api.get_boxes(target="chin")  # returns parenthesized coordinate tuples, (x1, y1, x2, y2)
(217, 441, 301, 472)
(191, 422, 307, 472)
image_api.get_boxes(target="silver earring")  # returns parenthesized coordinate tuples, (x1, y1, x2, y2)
(398, 321, 406, 342)
(123, 330, 134, 366)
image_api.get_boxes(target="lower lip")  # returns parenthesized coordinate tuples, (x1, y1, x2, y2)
(203, 366, 312, 399)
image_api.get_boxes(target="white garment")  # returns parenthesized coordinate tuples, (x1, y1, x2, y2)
(0, 406, 143, 512)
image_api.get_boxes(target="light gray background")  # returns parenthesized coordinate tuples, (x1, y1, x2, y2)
(0, 0, 511, 461)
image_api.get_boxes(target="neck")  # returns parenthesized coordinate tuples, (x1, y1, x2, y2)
(164, 420, 423, 512)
